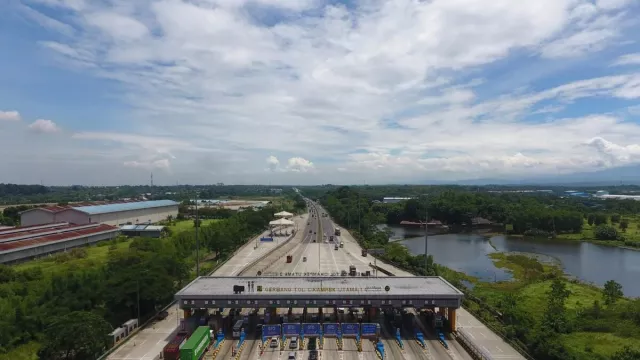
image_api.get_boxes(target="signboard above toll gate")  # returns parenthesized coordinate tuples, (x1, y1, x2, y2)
(361, 323, 378, 337)
(283, 323, 301, 336)
(175, 276, 464, 309)
(263, 324, 281, 337)
(323, 323, 339, 336)
(302, 323, 321, 336)
(341, 323, 360, 336)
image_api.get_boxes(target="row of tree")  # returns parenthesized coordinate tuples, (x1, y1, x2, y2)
(0, 206, 275, 359)
(319, 186, 587, 236)
(0, 183, 299, 205)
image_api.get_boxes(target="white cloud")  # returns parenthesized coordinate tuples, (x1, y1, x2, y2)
(4, 0, 640, 184)
(0, 110, 21, 121)
(28, 119, 60, 133)
(123, 159, 171, 170)
(266, 156, 280, 171)
(287, 157, 314, 173)
(613, 53, 640, 66)
(264, 156, 314, 173)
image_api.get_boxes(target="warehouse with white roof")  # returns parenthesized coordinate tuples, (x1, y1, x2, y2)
(20, 200, 179, 226)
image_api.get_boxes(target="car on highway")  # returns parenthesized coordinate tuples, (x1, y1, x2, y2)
(270, 336, 278, 348)
(309, 350, 318, 360)
(288, 352, 296, 360)
(303, 256, 307, 262)
(290, 336, 298, 349)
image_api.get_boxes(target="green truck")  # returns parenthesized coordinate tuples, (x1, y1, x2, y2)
(180, 326, 210, 360)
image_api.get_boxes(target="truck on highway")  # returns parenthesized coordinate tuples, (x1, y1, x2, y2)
(349, 265, 356, 276)
(162, 334, 188, 360)
(179, 326, 210, 360)
(361, 249, 368, 257)
(334, 244, 339, 250)
(335, 228, 341, 236)
(340, 241, 344, 248)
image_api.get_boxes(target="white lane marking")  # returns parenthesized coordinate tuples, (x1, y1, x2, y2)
(328, 239, 340, 272)
(292, 236, 314, 273)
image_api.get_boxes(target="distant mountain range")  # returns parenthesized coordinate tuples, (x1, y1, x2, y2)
(430, 165, 640, 186)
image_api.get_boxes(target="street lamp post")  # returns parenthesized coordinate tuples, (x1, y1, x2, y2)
(423, 195, 429, 273)
(137, 279, 140, 324)
(195, 191, 200, 277)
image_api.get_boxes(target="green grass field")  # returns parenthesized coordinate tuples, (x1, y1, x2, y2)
(557, 217, 640, 248)
(168, 219, 218, 233)
(474, 252, 640, 359)
(0, 341, 40, 360)
(13, 237, 132, 274)
(562, 332, 640, 358)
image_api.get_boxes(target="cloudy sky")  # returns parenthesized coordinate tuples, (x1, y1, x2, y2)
(2, 0, 640, 185)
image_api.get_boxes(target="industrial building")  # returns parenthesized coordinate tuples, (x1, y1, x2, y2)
(20, 200, 179, 227)
(119, 224, 167, 238)
(382, 197, 414, 204)
(0, 222, 119, 264)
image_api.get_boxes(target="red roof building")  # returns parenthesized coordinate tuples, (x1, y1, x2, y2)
(0, 223, 119, 264)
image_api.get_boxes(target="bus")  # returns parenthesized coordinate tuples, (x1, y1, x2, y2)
(232, 320, 244, 338)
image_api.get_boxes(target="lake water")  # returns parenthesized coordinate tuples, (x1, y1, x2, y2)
(384, 225, 640, 297)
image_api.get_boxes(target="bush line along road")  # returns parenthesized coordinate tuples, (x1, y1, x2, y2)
(109, 200, 520, 360)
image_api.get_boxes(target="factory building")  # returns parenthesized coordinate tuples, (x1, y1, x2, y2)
(20, 200, 179, 227)
(0, 222, 119, 264)
(382, 197, 414, 204)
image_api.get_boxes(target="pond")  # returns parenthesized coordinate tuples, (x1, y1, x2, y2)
(384, 225, 640, 297)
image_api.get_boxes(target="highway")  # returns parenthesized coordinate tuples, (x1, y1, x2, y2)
(314, 203, 472, 360)
(107, 200, 491, 360)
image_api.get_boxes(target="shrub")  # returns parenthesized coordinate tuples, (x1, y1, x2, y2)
(594, 225, 618, 241)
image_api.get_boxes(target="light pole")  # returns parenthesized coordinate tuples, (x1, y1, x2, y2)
(423, 195, 429, 273)
(136, 269, 149, 324)
(137, 279, 140, 324)
(195, 191, 200, 277)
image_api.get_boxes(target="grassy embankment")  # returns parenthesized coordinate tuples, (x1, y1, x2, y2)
(471, 252, 640, 359)
(486, 217, 640, 250)
(556, 216, 640, 249)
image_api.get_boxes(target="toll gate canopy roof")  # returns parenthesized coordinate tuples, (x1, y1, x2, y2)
(175, 276, 463, 309)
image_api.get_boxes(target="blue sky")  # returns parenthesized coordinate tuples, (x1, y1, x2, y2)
(1, 0, 640, 185)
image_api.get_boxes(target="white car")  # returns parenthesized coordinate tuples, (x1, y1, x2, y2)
(270, 336, 278, 348)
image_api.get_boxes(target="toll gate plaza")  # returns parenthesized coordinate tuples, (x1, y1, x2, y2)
(176, 276, 464, 333)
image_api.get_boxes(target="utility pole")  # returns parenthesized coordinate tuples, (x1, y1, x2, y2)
(424, 196, 429, 273)
(195, 191, 200, 277)
(136, 279, 140, 324)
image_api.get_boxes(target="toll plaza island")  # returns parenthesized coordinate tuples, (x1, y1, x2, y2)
(175, 275, 464, 359)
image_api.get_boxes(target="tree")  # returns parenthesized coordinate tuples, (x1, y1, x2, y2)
(37, 311, 112, 360)
(594, 225, 618, 240)
(603, 280, 624, 306)
(587, 214, 595, 226)
(542, 279, 572, 333)
(620, 220, 629, 232)
(611, 213, 621, 223)
(594, 213, 608, 226)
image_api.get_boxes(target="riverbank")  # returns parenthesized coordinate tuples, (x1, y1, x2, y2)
(471, 251, 640, 359)
(481, 229, 640, 251)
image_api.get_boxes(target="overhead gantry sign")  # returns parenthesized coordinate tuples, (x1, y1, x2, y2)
(175, 276, 464, 309)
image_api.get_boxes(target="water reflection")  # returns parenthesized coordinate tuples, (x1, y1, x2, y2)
(386, 225, 640, 297)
